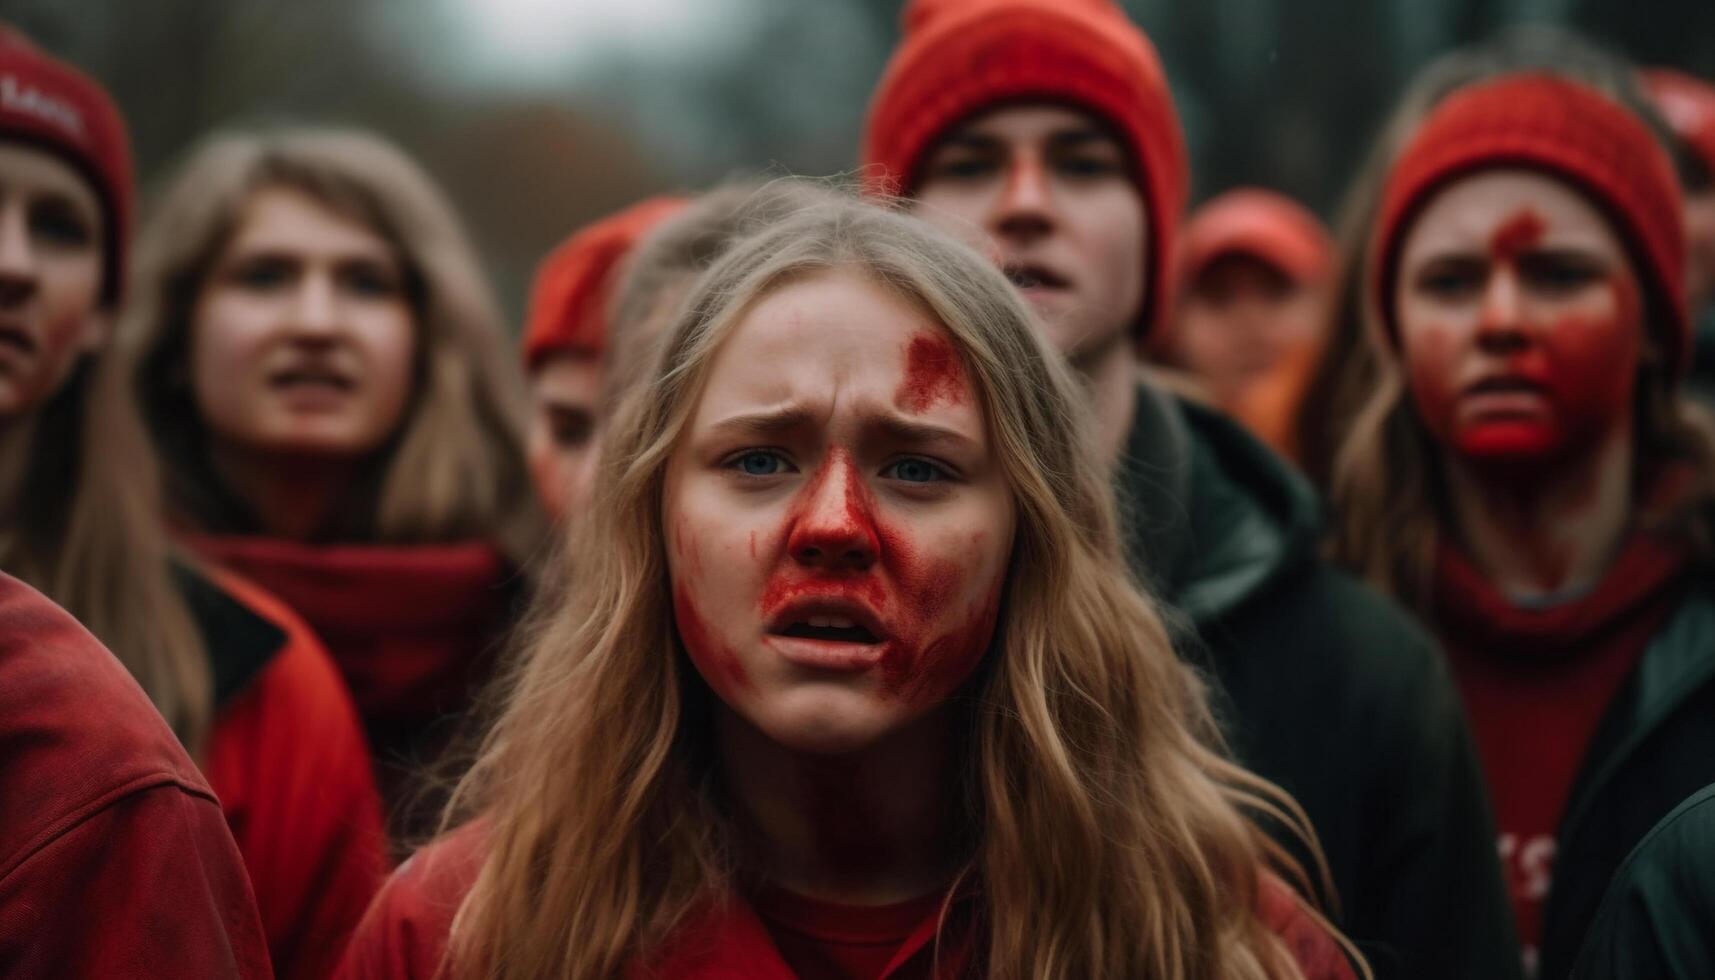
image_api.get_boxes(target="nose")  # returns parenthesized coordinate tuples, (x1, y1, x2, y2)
(787, 451, 880, 573)
(1475, 266, 1529, 355)
(991, 150, 1055, 244)
(0, 202, 40, 310)
(287, 270, 340, 342)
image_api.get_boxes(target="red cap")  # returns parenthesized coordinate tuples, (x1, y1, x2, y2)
(1642, 67, 1715, 183)
(521, 196, 687, 370)
(1373, 73, 1688, 376)
(0, 27, 132, 304)
(860, 0, 1187, 339)
(1179, 188, 1332, 287)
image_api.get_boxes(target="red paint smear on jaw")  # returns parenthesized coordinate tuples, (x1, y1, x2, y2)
(675, 583, 751, 695)
(1490, 209, 1546, 264)
(895, 333, 969, 414)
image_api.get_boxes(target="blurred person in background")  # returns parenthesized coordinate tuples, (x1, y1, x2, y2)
(1642, 68, 1715, 404)
(1292, 29, 1692, 495)
(117, 127, 542, 840)
(0, 570, 271, 976)
(861, 1, 1516, 976)
(522, 196, 685, 522)
(1331, 71, 1715, 979)
(0, 28, 383, 979)
(340, 192, 1359, 980)
(1160, 187, 1332, 458)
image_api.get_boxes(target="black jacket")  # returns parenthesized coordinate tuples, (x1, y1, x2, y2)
(1571, 781, 1715, 980)
(1116, 386, 1521, 980)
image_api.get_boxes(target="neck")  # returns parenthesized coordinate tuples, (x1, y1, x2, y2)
(1072, 334, 1140, 468)
(1443, 424, 1635, 600)
(719, 707, 961, 906)
(0, 414, 39, 545)
(209, 439, 360, 541)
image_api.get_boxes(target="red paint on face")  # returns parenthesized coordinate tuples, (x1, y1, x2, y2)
(894, 333, 969, 414)
(675, 583, 751, 695)
(1490, 209, 1546, 264)
(757, 447, 1000, 705)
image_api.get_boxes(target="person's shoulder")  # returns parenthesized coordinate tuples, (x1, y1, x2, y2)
(339, 821, 489, 979)
(0, 572, 214, 878)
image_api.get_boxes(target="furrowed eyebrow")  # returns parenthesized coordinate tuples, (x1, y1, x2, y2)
(867, 413, 978, 452)
(707, 405, 820, 437)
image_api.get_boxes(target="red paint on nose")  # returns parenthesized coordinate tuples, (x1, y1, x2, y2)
(1490, 209, 1546, 265)
(895, 333, 969, 414)
(783, 449, 881, 569)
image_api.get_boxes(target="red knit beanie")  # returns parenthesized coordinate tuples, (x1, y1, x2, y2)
(1642, 67, 1715, 183)
(860, 0, 1187, 339)
(521, 196, 687, 371)
(1179, 187, 1332, 287)
(0, 27, 132, 304)
(1373, 73, 1688, 376)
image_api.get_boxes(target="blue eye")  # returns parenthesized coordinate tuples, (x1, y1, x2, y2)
(887, 458, 945, 483)
(734, 451, 784, 476)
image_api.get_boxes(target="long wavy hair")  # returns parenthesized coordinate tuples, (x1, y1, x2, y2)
(438, 192, 1351, 979)
(1327, 43, 1715, 607)
(115, 128, 538, 557)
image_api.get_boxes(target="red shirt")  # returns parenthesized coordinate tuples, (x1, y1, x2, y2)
(337, 822, 1355, 979)
(203, 569, 388, 980)
(1433, 534, 1688, 972)
(0, 572, 271, 977)
(752, 886, 961, 980)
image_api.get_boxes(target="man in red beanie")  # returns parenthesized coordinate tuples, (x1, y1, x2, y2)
(1164, 187, 1332, 454)
(522, 197, 685, 520)
(862, 2, 1518, 977)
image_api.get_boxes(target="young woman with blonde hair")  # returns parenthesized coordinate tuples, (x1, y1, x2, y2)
(1331, 70, 1715, 978)
(117, 128, 541, 831)
(340, 193, 1359, 979)
(0, 29, 382, 980)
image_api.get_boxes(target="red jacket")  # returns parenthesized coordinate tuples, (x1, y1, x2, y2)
(0, 571, 271, 977)
(187, 566, 388, 980)
(338, 823, 1356, 979)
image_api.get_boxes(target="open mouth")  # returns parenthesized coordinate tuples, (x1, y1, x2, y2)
(269, 366, 355, 392)
(1002, 262, 1070, 291)
(776, 616, 881, 644)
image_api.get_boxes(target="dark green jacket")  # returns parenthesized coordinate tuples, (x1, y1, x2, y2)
(1571, 782, 1715, 980)
(1116, 386, 1520, 980)
(1539, 588, 1715, 979)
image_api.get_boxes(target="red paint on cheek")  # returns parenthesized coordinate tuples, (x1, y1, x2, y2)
(674, 583, 750, 695)
(894, 333, 969, 414)
(1490, 209, 1546, 264)
(872, 519, 1000, 704)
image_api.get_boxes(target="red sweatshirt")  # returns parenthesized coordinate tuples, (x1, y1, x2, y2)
(0, 571, 271, 977)
(181, 535, 517, 834)
(198, 568, 388, 980)
(337, 822, 1356, 980)
(1432, 533, 1689, 972)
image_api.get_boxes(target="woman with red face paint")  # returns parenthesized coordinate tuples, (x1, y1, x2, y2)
(339, 194, 1362, 980)
(1332, 73, 1715, 980)
(117, 129, 543, 839)
(523, 197, 685, 521)
(0, 29, 383, 980)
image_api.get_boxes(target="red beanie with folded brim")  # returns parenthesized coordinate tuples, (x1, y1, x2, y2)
(1643, 67, 1715, 184)
(522, 196, 688, 371)
(1179, 187, 1332, 287)
(1373, 73, 1688, 377)
(0, 26, 132, 305)
(860, 0, 1187, 342)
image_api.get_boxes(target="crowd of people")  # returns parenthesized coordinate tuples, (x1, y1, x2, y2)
(3, 0, 1715, 977)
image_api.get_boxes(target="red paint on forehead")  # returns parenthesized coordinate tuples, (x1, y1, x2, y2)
(895, 333, 969, 414)
(1490, 209, 1547, 264)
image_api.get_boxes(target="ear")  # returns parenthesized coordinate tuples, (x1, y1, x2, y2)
(77, 308, 112, 354)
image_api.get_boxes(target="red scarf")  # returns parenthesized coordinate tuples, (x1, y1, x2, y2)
(182, 534, 514, 725)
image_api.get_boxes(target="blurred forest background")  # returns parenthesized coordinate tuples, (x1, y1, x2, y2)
(6, 0, 1714, 325)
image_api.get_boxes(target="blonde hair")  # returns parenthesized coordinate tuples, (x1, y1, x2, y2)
(117, 128, 539, 556)
(2, 313, 211, 749)
(1327, 39, 1715, 605)
(439, 190, 1351, 979)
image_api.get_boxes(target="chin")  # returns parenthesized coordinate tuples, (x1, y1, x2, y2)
(750, 689, 902, 756)
(1453, 421, 1567, 461)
